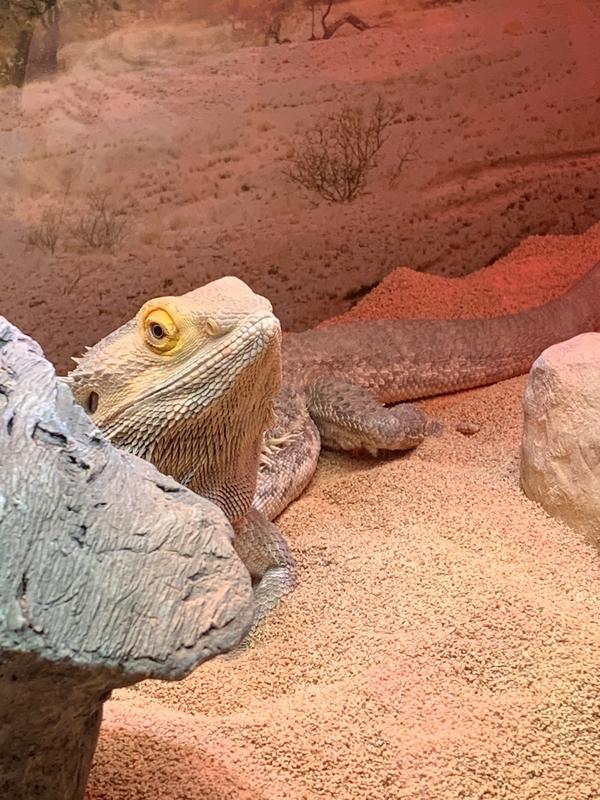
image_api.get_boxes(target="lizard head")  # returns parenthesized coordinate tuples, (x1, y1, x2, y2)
(66, 276, 282, 521)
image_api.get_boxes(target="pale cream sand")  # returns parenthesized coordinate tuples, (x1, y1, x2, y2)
(87, 223, 600, 800)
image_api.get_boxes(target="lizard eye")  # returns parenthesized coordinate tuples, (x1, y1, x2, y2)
(143, 308, 179, 352)
(150, 322, 166, 340)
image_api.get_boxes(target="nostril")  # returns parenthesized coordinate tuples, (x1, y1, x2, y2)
(87, 391, 99, 414)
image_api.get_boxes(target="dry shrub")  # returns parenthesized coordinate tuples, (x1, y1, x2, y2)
(24, 207, 64, 255)
(283, 96, 399, 203)
(70, 190, 129, 252)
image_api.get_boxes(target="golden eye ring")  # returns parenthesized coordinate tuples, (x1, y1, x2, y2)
(143, 308, 179, 352)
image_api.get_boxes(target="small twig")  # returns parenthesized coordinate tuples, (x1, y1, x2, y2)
(386, 134, 418, 190)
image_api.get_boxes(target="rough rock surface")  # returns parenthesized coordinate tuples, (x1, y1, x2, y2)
(520, 331, 600, 546)
(0, 318, 253, 800)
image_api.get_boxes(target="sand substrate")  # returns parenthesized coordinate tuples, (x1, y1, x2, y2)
(324, 222, 600, 324)
(87, 225, 600, 800)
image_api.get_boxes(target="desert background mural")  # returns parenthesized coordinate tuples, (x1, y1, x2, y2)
(1, 0, 599, 369)
(1, 0, 600, 797)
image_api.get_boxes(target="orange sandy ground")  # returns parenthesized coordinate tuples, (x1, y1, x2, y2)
(87, 224, 600, 800)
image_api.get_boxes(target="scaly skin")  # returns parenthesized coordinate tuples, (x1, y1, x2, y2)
(65, 277, 295, 636)
(255, 260, 600, 519)
(66, 262, 600, 633)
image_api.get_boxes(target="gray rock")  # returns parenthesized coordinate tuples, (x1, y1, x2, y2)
(0, 318, 254, 800)
(520, 331, 600, 546)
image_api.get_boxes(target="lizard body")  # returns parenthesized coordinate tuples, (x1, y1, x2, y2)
(66, 277, 293, 632)
(67, 262, 600, 628)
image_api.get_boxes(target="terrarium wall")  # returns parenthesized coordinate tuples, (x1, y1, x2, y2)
(0, 0, 598, 373)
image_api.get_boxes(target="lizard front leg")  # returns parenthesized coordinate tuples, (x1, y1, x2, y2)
(305, 378, 438, 456)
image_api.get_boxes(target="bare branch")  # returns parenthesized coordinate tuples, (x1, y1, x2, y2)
(386, 134, 418, 190)
(320, 0, 333, 30)
(283, 97, 401, 203)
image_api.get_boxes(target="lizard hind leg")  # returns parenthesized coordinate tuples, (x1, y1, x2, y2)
(306, 378, 437, 456)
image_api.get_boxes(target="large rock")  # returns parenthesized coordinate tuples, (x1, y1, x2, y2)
(520, 332, 600, 545)
(0, 318, 254, 800)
